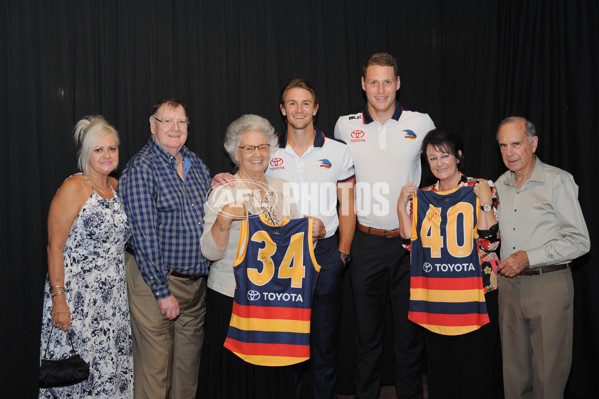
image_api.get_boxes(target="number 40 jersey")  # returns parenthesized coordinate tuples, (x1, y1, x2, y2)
(224, 214, 321, 366)
(408, 186, 489, 336)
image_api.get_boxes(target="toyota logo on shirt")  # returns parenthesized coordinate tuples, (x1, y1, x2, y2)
(269, 157, 284, 170)
(351, 130, 366, 143)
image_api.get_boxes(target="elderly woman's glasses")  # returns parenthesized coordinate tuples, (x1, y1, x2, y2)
(153, 116, 190, 128)
(238, 144, 270, 154)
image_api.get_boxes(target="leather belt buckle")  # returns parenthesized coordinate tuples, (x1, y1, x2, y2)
(383, 230, 401, 238)
(167, 268, 201, 281)
(357, 223, 401, 238)
(519, 263, 570, 276)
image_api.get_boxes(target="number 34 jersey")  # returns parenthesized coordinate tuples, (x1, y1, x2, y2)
(224, 214, 321, 366)
(408, 186, 489, 336)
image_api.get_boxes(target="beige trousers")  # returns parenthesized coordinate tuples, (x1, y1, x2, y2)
(126, 253, 207, 399)
(498, 268, 574, 399)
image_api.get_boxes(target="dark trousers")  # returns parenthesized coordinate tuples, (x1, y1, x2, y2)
(311, 236, 345, 399)
(350, 230, 424, 399)
(425, 290, 503, 399)
(295, 236, 345, 399)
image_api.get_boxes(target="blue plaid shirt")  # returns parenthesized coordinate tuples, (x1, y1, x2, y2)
(119, 139, 211, 300)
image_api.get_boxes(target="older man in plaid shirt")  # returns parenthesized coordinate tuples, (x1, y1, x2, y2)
(119, 98, 211, 399)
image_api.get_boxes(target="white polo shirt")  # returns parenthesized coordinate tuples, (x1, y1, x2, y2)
(266, 128, 355, 238)
(334, 103, 435, 230)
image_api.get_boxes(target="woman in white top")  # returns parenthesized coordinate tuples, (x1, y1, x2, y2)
(198, 114, 324, 398)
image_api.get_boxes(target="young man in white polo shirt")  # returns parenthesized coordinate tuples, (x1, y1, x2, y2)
(334, 53, 435, 399)
(269, 78, 355, 399)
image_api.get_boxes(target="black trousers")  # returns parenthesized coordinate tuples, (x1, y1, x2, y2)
(424, 289, 503, 399)
(310, 236, 346, 399)
(350, 230, 424, 399)
(294, 236, 346, 399)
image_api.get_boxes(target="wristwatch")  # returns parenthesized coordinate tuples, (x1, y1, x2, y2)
(339, 251, 351, 264)
(480, 203, 492, 212)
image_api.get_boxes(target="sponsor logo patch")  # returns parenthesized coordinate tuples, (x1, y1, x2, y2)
(351, 130, 366, 143)
(269, 157, 284, 170)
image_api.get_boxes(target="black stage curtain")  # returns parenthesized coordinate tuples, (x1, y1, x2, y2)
(2, 1, 597, 397)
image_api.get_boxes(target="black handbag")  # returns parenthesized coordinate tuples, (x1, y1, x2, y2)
(39, 326, 90, 388)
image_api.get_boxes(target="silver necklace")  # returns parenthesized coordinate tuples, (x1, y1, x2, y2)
(85, 173, 111, 197)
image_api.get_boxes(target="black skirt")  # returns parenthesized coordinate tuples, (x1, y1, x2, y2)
(197, 288, 296, 399)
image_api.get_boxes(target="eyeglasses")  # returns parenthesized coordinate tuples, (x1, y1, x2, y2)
(153, 116, 190, 128)
(238, 144, 270, 154)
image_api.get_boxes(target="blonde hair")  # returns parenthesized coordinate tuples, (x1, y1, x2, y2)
(73, 116, 120, 173)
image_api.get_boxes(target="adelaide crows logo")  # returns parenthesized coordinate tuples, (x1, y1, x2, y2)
(404, 129, 417, 139)
(319, 159, 332, 169)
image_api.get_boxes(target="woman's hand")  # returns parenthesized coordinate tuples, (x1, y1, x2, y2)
(398, 182, 417, 210)
(397, 182, 417, 240)
(473, 179, 493, 205)
(209, 202, 247, 252)
(220, 202, 247, 222)
(474, 179, 497, 231)
(51, 296, 71, 331)
(47, 176, 89, 332)
(52, 311, 71, 331)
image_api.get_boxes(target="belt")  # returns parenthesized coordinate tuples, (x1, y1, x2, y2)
(126, 246, 201, 281)
(167, 268, 202, 281)
(519, 263, 570, 276)
(357, 223, 402, 238)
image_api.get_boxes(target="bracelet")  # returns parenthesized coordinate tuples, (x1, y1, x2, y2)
(216, 215, 232, 231)
(51, 291, 66, 297)
(51, 309, 71, 315)
(50, 285, 65, 290)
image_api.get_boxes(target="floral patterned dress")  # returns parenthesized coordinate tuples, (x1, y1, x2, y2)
(39, 177, 133, 398)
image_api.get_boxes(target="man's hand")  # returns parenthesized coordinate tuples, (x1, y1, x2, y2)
(498, 250, 530, 277)
(308, 216, 326, 241)
(211, 173, 236, 188)
(157, 295, 180, 320)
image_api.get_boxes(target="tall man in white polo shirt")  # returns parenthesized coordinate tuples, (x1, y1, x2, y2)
(212, 79, 355, 398)
(334, 53, 435, 399)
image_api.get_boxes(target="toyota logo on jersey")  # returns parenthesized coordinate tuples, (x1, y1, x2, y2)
(351, 130, 366, 143)
(247, 290, 261, 301)
(423, 262, 433, 273)
(269, 157, 284, 170)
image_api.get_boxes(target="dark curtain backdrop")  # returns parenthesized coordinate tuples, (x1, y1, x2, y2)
(2, 0, 597, 397)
